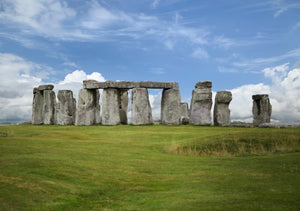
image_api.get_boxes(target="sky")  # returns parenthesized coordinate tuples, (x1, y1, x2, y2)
(0, 0, 300, 124)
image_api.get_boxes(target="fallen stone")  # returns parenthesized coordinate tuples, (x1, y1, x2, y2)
(75, 88, 100, 126)
(252, 94, 272, 126)
(131, 88, 153, 125)
(214, 91, 232, 126)
(55, 90, 76, 125)
(161, 88, 181, 125)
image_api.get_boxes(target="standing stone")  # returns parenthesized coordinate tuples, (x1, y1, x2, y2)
(75, 89, 100, 125)
(161, 88, 181, 125)
(252, 94, 272, 126)
(131, 88, 153, 125)
(32, 88, 44, 125)
(180, 102, 190, 125)
(102, 88, 121, 125)
(32, 84, 55, 125)
(43, 90, 56, 125)
(55, 90, 76, 125)
(119, 89, 128, 124)
(214, 91, 232, 126)
(190, 81, 212, 125)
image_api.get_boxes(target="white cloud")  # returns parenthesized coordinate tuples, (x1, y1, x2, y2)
(0, 52, 43, 123)
(0, 52, 106, 124)
(151, 0, 160, 9)
(230, 63, 300, 124)
(192, 48, 209, 59)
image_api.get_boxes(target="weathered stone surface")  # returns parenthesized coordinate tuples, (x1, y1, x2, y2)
(102, 88, 121, 125)
(190, 81, 212, 125)
(214, 91, 232, 126)
(161, 88, 181, 125)
(38, 84, 54, 91)
(32, 89, 44, 125)
(55, 90, 76, 125)
(83, 80, 178, 89)
(32, 85, 56, 125)
(131, 88, 152, 125)
(75, 89, 100, 125)
(119, 89, 128, 124)
(195, 81, 212, 89)
(252, 94, 272, 126)
(180, 102, 189, 124)
(43, 90, 56, 125)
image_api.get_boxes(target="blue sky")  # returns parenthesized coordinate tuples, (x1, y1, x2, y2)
(0, 0, 300, 124)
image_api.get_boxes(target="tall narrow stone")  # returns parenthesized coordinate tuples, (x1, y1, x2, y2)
(75, 89, 100, 125)
(43, 90, 56, 125)
(102, 88, 121, 125)
(180, 102, 190, 125)
(161, 88, 181, 125)
(119, 89, 128, 124)
(32, 88, 44, 125)
(214, 91, 232, 126)
(190, 81, 212, 125)
(131, 88, 152, 125)
(32, 84, 55, 125)
(55, 90, 76, 125)
(252, 94, 272, 126)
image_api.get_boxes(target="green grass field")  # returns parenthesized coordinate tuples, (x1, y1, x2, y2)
(0, 125, 299, 210)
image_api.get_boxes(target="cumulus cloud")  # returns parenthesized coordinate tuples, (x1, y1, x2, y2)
(0, 52, 105, 124)
(230, 63, 300, 123)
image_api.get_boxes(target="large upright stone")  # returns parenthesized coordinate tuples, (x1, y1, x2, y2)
(32, 88, 44, 125)
(75, 89, 100, 125)
(161, 88, 181, 125)
(119, 89, 128, 124)
(190, 81, 212, 125)
(43, 90, 56, 125)
(213, 91, 232, 126)
(32, 84, 55, 125)
(102, 88, 121, 125)
(131, 88, 152, 125)
(252, 94, 272, 126)
(55, 90, 76, 125)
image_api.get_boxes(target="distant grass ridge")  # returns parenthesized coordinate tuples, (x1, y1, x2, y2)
(174, 130, 300, 156)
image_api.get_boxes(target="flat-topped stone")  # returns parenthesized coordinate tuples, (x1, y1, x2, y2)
(83, 80, 179, 89)
(38, 84, 54, 91)
(252, 94, 269, 100)
(195, 81, 212, 89)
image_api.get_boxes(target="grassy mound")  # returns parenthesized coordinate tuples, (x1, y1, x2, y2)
(0, 125, 299, 210)
(174, 130, 300, 156)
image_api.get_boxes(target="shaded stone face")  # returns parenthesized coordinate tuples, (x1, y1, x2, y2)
(43, 90, 56, 125)
(55, 90, 76, 125)
(101, 88, 121, 125)
(75, 89, 100, 126)
(32, 84, 56, 125)
(131, 88, 152, 125)
(252, 94, 272, 126)
(161, 88, 181, 125)
(180, 102, 189, 124)
(119, 89, 128, 124)
(214, 91, 232, 126)
(190, 82, 212, 125)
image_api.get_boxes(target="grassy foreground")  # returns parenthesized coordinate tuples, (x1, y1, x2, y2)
(0, 125, 299, 210)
